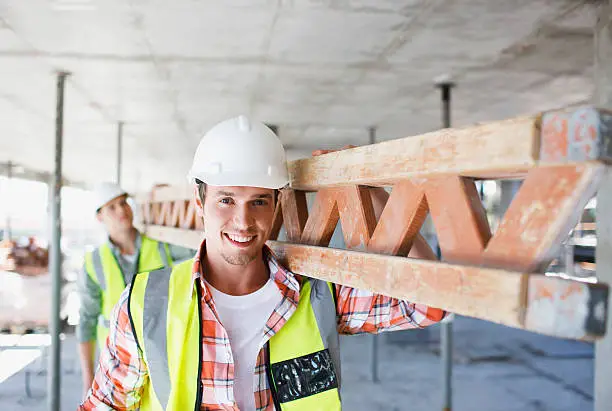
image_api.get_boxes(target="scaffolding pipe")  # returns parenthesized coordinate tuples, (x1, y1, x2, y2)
(116, 121, 123, 186)
(436, 78, 455, 411)
(5, 161, 12, 240)
(368, 126, 380, 383)
(48, 71, 68, 411)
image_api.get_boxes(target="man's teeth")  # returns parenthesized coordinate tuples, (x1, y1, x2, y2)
(227, 234, 255, 243)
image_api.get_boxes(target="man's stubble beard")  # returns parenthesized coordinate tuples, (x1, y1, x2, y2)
(221, 250, 258, 266)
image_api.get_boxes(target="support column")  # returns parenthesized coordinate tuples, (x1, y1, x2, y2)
(369, 127, 380, 384)
(5, 161, 12, 240)
(48, 71, 68, 411)
(594, 3, 612, 411)
(436, 78, 456, 411)
(116, 121, 123, 186)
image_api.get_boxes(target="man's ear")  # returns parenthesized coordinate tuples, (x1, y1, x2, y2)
(193, 186, 204, 217)
(95, 211, 103, 224)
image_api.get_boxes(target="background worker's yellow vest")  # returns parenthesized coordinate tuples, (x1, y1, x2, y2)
(84, 235, 173, 348)
(128, 259, 342, 411)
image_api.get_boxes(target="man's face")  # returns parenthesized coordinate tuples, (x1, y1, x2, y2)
(96, 195, 134, 234)
(201, 185, 276, 266)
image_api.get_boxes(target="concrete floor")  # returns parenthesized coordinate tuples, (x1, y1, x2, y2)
(0, 316, 594, 411)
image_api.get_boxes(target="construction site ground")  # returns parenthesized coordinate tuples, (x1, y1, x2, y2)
(0, 316, 593, 411)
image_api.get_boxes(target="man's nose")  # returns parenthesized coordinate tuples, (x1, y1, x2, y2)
(232, 204, 254, 230)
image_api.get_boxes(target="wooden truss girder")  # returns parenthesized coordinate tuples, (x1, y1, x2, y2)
(136, 106, 612, 340)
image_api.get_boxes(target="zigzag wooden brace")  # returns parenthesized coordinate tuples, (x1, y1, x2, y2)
(135, 106, 612, 340)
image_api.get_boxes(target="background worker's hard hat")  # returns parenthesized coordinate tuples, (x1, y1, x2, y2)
(92, 182, 128, 213)
(188, 115, 289, 189)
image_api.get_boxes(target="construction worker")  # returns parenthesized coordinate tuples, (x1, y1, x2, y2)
(79, 117, 446, 410)
(77, 182, 194, 397)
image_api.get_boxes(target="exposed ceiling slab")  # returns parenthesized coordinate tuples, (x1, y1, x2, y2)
(0, 0, 600, 191)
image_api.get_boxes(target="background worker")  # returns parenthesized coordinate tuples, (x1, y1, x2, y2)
(77, 182, 194, 397)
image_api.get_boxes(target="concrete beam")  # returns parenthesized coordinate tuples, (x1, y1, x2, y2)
(0, 162, 84, 189)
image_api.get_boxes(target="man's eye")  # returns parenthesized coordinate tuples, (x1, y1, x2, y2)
(220, 198, 233, 205)
(253, 199, 267, 206)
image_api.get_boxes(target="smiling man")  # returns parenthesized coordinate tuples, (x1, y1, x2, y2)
(79, 116, 446, 411)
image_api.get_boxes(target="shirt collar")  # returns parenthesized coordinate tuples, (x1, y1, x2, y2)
(191, 240, 301, 300)
(106, 230, 141, 256)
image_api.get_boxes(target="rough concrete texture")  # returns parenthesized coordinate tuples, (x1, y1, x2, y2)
(0, 316, 595, 410)
(0, 0, 601, 190)
(595, 0, 612, 107)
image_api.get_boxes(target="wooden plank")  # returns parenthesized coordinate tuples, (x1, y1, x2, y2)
(525, 275, 608, 339)
(266, 241, 607, 340)
(181, 200, 198, 229)
(269, 200, 283, 241)
(484, 163, 605, 272)
(426, 177, 491, 265)
(300, 189, 340, 246)
(336, 186, 376, 251)
(289, 115, 539, 190)
(137, 224, 608, 340)
(280, 189, 309, 242)
(155, 201, 172, 226)
(539, 107, 612, 164)
(140, 202, 151, 225)
(285, 107, 611, 190)
(368, 181, 428, 256)
(168, 199, 183, 227)
(150, 202, 161, 225)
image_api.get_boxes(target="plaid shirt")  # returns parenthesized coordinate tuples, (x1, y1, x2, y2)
(79, 242, 445, 410)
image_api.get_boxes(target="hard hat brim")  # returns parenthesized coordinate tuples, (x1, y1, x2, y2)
(190, 172, 289, 190)
(96, 192, 129, 213)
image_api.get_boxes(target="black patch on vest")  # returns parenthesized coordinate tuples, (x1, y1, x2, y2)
(270, 348, 338, 403)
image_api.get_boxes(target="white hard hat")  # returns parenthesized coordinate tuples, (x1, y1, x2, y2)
(92, 182, 128, 213)
(188, 115, 289, 189)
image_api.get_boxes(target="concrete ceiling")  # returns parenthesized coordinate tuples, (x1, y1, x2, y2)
(0, 0, 599, 191)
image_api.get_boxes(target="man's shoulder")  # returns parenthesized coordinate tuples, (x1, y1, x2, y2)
(173, 257, 195, 272)
(135, 257, 194, 277)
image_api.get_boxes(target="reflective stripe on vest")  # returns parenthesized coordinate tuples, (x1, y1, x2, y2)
(85, 235, 173, 348)
(128, 260, 342, 411)
(129, 260, 200, 411)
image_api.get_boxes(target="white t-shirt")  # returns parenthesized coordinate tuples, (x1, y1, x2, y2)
(206, 278, 282, 411)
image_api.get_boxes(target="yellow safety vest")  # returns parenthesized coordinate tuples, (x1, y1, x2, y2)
(84, 235, 173, 348)
(128, 259, 342, 411)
